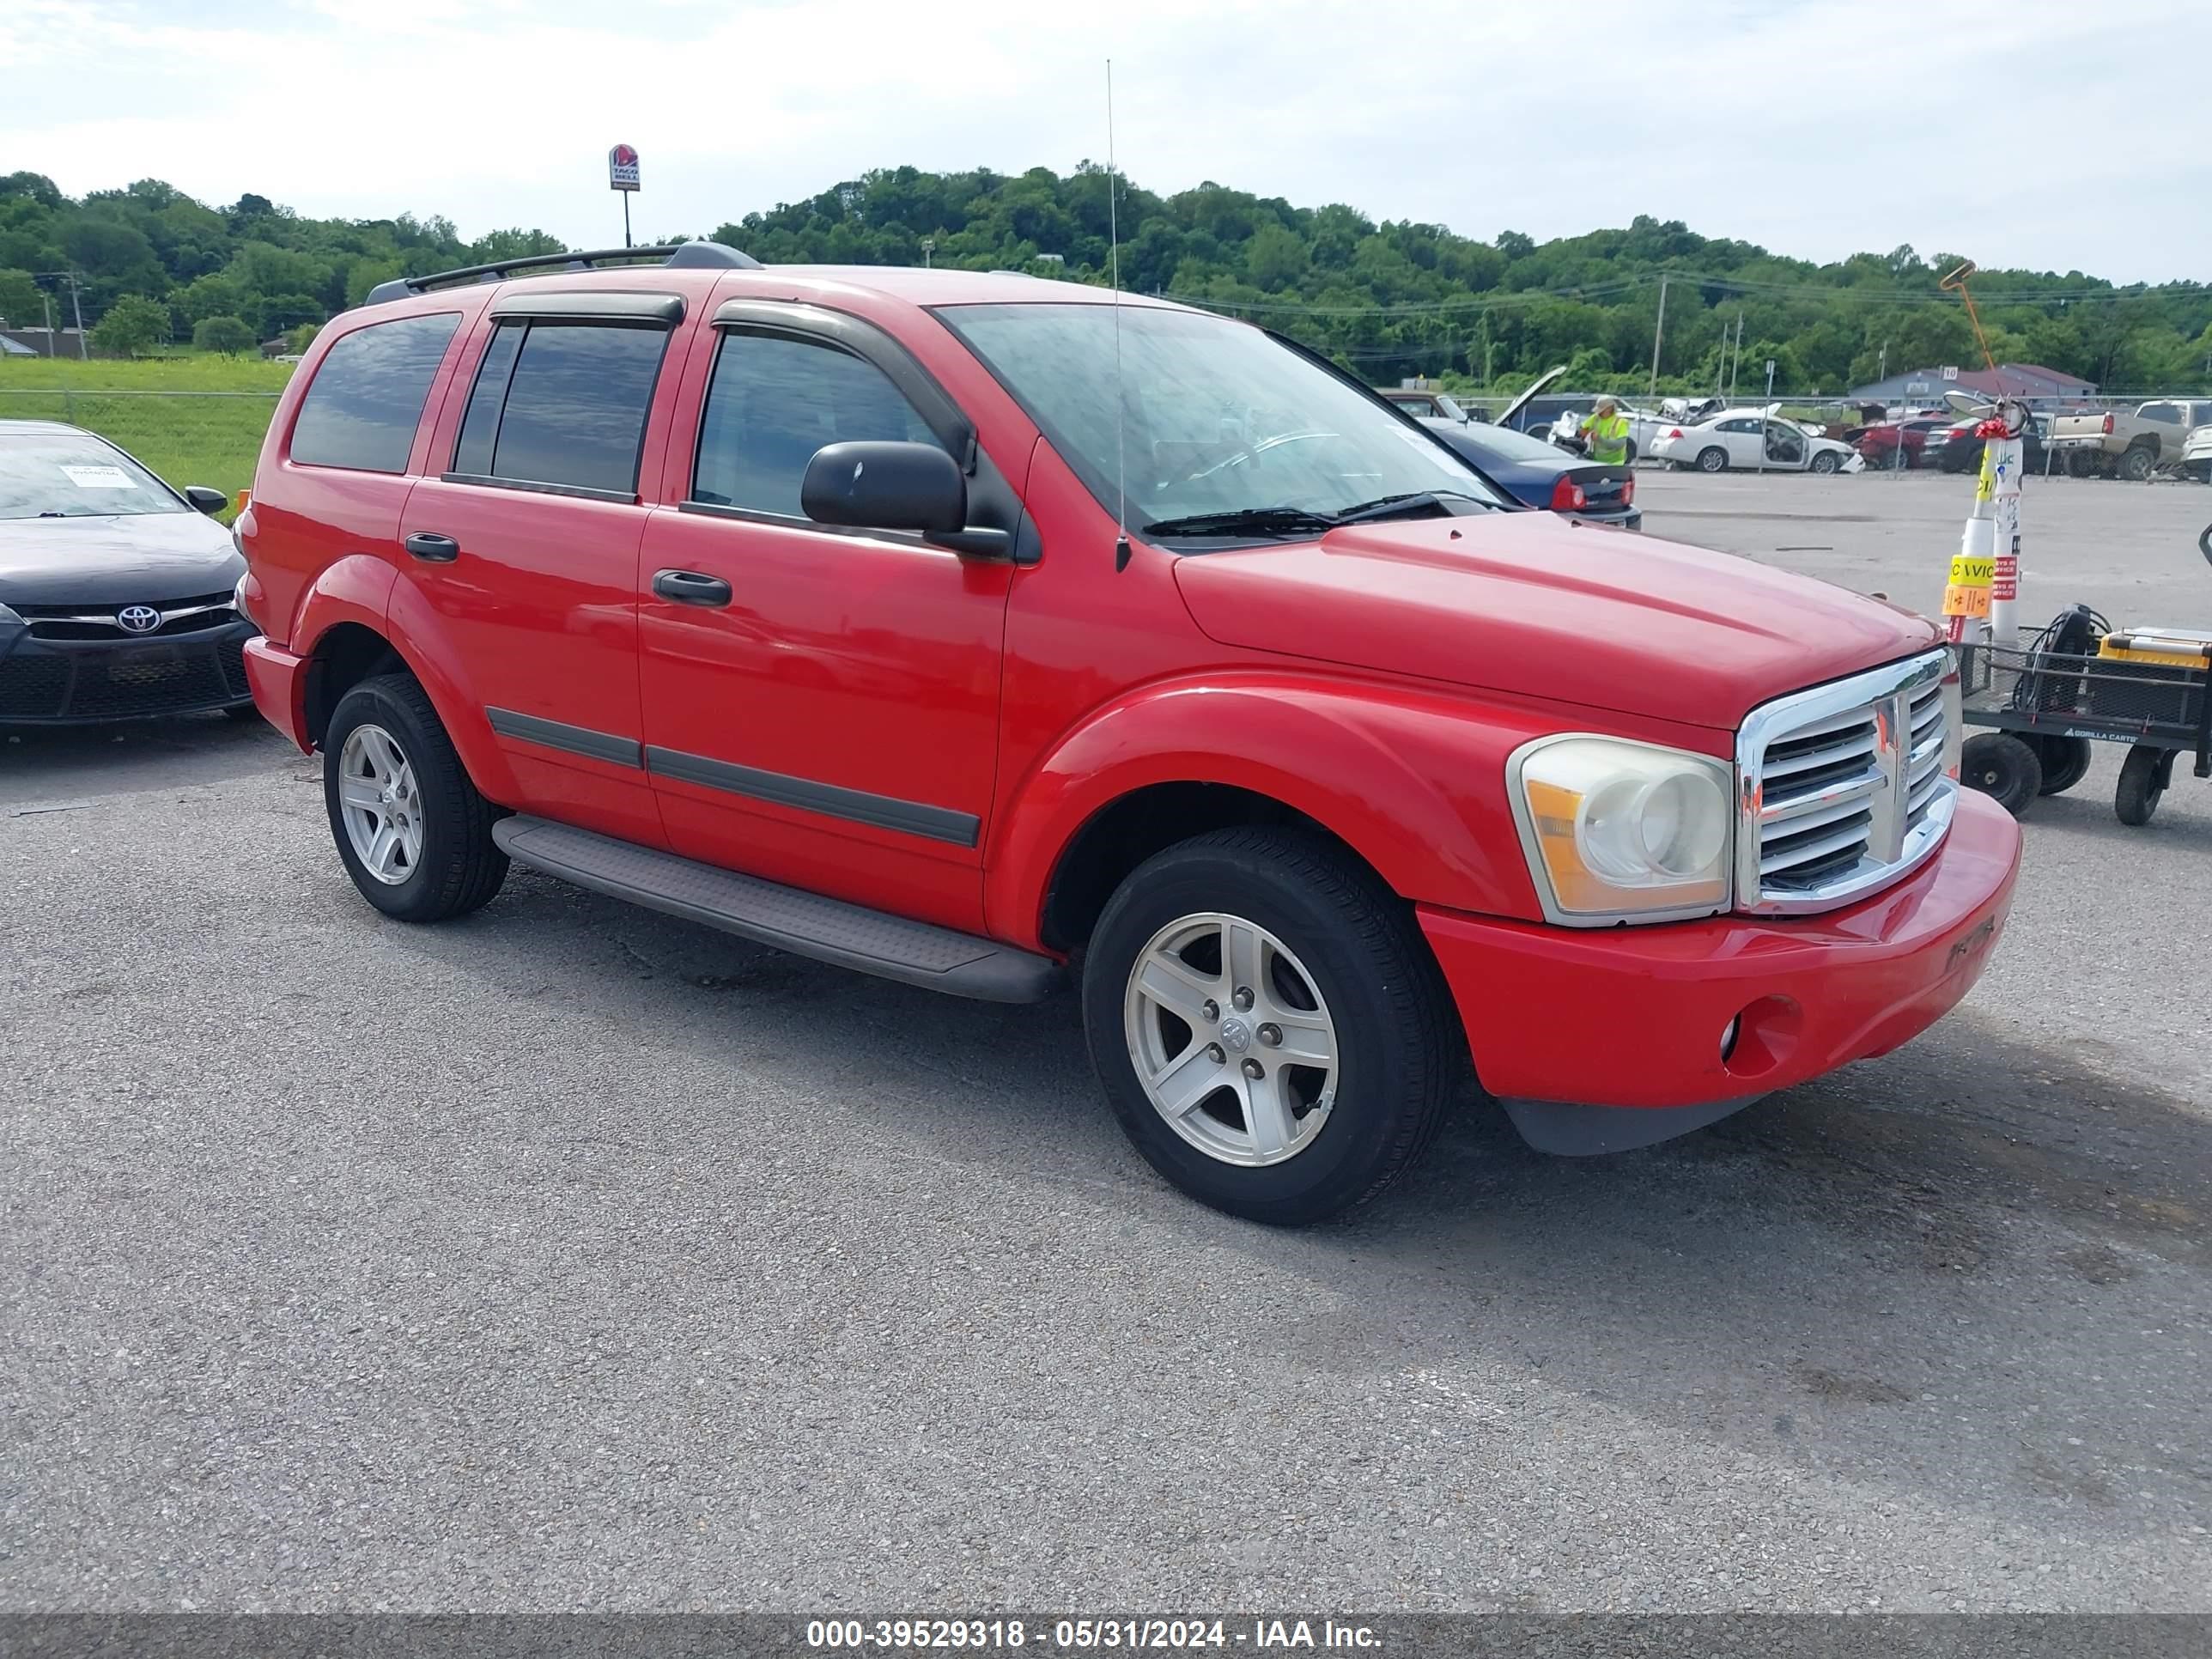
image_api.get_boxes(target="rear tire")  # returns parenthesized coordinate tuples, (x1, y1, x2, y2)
(2115, 744, 2167, 825)
(2065, 450, 2099, 479)
(2030, 734, 2094, 796)
(1960, 732, 2042, 817)
(324, 672, 507, 922)
(2118, 444, 2156, 482)
(1081, 827, 1457, 1226)
(1696, 447, 1728, 473)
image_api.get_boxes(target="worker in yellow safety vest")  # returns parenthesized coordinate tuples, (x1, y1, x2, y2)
(1578, 396, 1632, 467)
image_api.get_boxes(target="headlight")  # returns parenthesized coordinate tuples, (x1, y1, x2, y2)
(1508, 735, 1733, 924)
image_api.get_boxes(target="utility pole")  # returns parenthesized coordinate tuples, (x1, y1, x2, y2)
(921, 236, 934, 269)
(1646, 275, 1669, 401)
(1729, 312, 1743, 402)
(41, 290, 56, 356)
(66, 272, 88, 359)
(1877, 339, 1888, 384)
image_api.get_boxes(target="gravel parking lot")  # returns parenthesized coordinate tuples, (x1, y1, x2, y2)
(5, 470, 2209, 1613)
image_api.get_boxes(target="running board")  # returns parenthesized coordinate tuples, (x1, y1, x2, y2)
(491, 816, 1061, 1004)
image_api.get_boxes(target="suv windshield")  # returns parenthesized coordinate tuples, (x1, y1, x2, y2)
(0, 435, 184, 520)
(940, 303, 1505, 539)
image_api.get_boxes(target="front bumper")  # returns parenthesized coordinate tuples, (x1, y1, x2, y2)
(0, 615, 255, 725)
(1420, 788, 2021, 1152)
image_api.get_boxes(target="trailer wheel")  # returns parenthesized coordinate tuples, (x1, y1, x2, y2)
(2115, 744, 2170, 825)
(1961, 732, 2042, 817)
(2030, 734, 2094, 796)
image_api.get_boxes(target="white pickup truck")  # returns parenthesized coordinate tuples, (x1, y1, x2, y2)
(2049, 398, 2212, 480)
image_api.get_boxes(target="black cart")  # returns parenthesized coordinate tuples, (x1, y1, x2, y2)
(1957, 600, 2212, 824)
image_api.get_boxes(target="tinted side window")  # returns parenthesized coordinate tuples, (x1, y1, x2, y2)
(2141, 404, 2179, 425)
(450, 324, 524, 477)
(692, 331, 943, 517)
(289, 313, 459, 473)
(453, 322, 668, 497)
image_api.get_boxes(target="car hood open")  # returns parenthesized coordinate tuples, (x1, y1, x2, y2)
(0, 512, 240, 605)
(1170, 510, 1939, 731)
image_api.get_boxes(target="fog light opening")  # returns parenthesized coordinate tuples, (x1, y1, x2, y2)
(1721, 995, 1803, 1080)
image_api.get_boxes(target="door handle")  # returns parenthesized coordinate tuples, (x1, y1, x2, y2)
(652, 568, 732, 607)
(404, 532, 460, 562)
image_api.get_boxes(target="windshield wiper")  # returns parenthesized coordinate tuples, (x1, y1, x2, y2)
(1140, 506, 1341, 539)
(1331, 490, 1493, 524)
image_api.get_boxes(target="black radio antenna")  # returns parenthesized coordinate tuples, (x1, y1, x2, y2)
(1108, 58, 1132, 573)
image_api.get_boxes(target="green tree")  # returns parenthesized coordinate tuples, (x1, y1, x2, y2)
(0, 267, 42, 326)
(90, 294, 172, 356)
(467, 228, 566, 264)
(61, 216, 161, 280)
(256, 292, 324, 336)
(284, 322, 319, 354)
(191, 314, 257, 355)
(173, 272, 250, 325)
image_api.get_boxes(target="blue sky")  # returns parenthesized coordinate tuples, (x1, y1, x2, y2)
(5, 0, 2208, 281)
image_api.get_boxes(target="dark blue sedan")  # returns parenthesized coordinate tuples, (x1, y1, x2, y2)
(1422, 418, 1642, 532)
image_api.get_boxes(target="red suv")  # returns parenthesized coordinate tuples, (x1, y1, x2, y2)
(235, 243, 2021, 1224)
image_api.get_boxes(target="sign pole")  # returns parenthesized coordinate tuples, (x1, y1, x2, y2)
(607, 143, 641, 249)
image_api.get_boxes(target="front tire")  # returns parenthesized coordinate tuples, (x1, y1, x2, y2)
(2115, 744, 2168, 825)
(1082, 827, 1457, 1225)
(1809, 450, 1840, 474)
(1960, 732, 2043, 817)
(324, 672, 507, 921)
(1696, 447, 1728, 473)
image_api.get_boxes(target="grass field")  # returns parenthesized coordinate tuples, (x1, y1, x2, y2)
(0, 355, 294, 502)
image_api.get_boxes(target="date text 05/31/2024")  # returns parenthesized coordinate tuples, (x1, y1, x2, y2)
(805, 1620, 1383, 1650)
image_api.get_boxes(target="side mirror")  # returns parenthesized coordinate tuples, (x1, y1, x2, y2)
(184, 485, 228, 516)
(802, 441, 963, 533)
(800, 441, 1012, 557)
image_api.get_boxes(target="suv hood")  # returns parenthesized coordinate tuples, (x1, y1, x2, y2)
(1171, 511, 1940, 731)
(0, 512, 240, 605)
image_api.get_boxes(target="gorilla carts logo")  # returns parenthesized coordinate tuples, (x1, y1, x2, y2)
(116, 605, 161, 634)
(607, 143, 641, 192)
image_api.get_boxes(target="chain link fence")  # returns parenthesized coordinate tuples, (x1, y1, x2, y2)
(0, 389, 282, 499)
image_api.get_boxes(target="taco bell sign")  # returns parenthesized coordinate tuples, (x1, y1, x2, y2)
(608, 144, 641, 192)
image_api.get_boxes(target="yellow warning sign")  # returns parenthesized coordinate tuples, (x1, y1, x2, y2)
(1949, 554, 1996, 586)
(1943, 582, 1994, 619)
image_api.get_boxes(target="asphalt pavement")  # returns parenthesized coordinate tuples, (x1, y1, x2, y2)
(3, 470, 2209, 1613)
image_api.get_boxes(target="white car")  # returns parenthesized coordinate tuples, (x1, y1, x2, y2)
(2182, 422, 2212, 483)
(1648, 407, 1864, 475)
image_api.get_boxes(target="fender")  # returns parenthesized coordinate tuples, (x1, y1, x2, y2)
(290, 555, 520, 805)
(983, 672, 1582, 950)
(289, 550, 397, 652)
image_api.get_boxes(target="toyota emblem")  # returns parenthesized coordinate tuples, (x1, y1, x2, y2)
(117, 605, 161, 634)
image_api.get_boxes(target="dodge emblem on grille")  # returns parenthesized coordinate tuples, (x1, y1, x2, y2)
(116, 605, 161, 635)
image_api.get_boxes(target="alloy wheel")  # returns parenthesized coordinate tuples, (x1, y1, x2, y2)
(336, 722, 423, 885)
(1122, 911, 1340, 1166)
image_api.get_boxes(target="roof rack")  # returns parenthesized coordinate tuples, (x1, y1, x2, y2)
(362, 240, 762, 307)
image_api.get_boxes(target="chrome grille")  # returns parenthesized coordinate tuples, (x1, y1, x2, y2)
(1736, 649, 1956, 915)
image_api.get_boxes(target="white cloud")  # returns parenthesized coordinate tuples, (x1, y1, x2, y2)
(3, 0, 2207, 279)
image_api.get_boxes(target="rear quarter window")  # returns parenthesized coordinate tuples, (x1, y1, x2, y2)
(288, 313, 461, 473)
